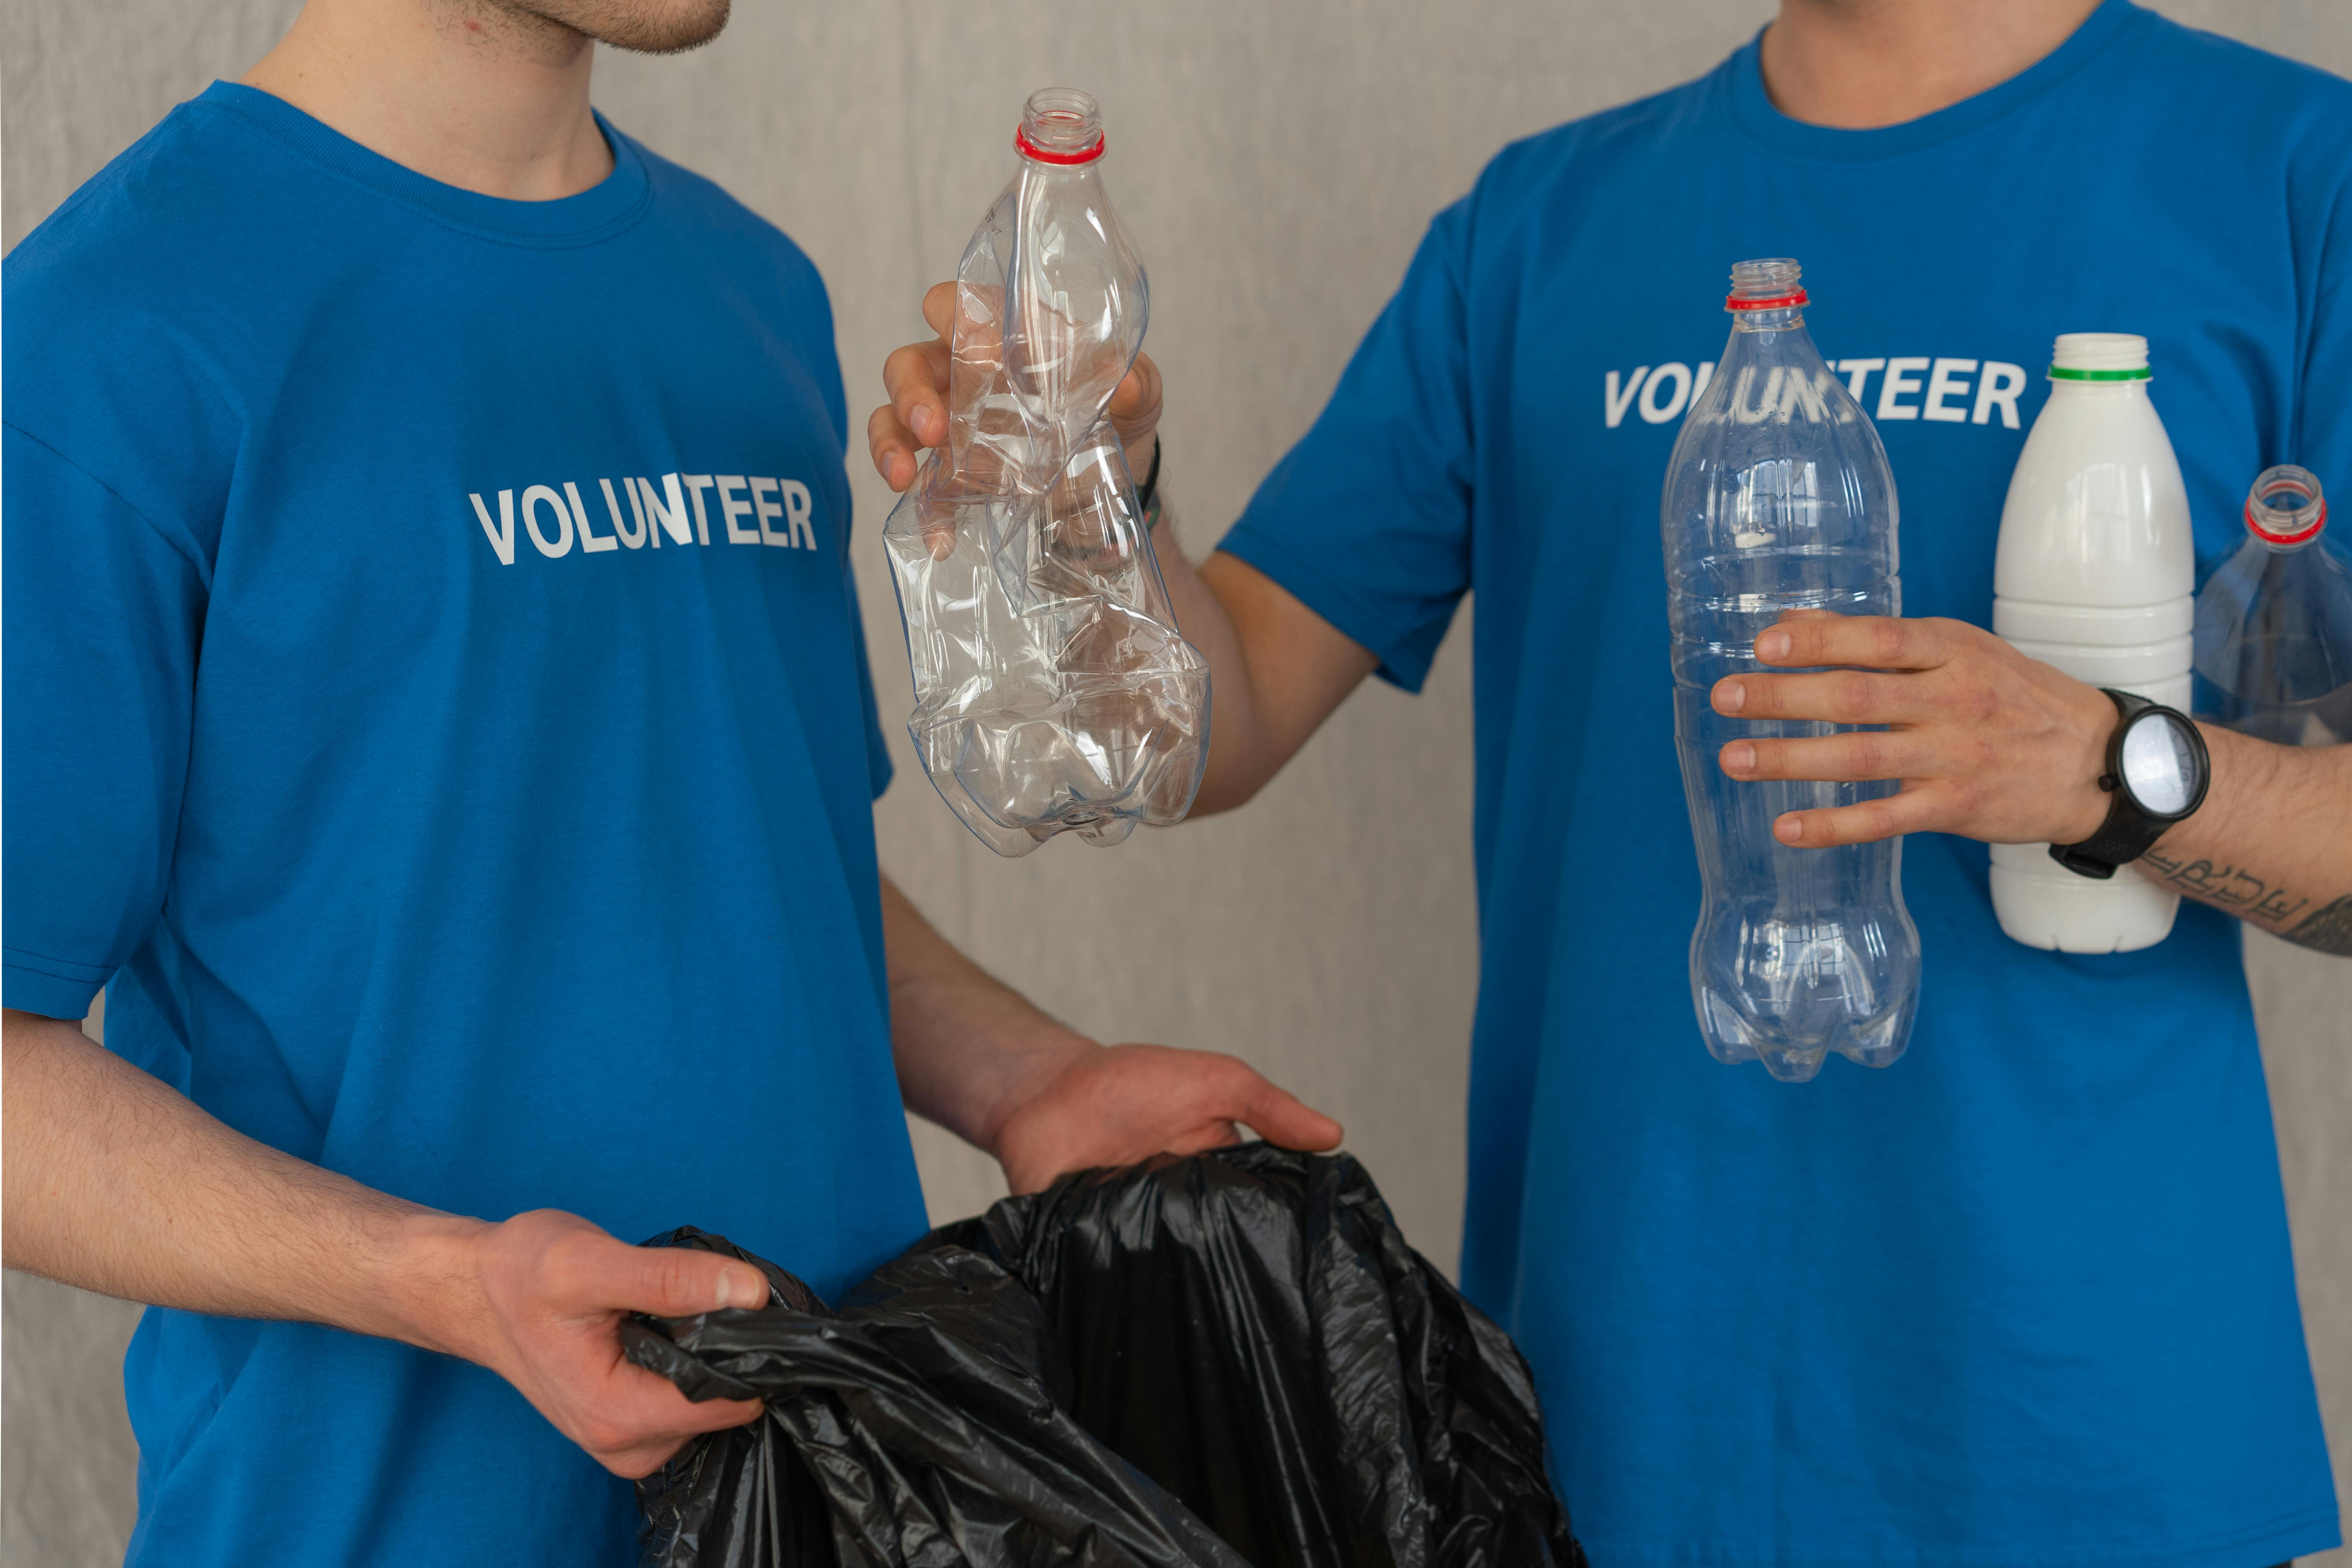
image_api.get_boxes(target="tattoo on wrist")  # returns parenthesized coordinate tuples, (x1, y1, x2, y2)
(2139, 848, 2307, 920)
(2279, 895, 2352, 957)
(2139, 848, 2352, 955)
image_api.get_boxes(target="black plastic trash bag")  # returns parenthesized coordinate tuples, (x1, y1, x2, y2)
(625, 1146, 1585, 1568)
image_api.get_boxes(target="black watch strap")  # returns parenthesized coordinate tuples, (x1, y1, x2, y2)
(2048, 689, 2209, 880)
(1135, 437, 1163, 518)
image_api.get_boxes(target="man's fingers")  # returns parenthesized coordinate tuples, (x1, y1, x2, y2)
(920, 280, 957, 339)
(1163, 1119, 1246, 1158)
(1720, 729, 1928, 784)
(1105, 352, 1162, 445)
(1713, 668, 1929, 725)
(884, 340, 952, 447)
(584, 1368, 764, 1478)
(601, 1240, 769, 1319)
(1232, 1073, 1344, 1152)
(1771, 786, 1948, 848)
(867, 403, 924, 492)
(1755, 613, 1954, 671)
(615, 1363, 764, 1429)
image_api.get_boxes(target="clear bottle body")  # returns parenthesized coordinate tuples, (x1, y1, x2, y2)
(882, 91, 1209, 857)
(2193, 466, 2352, 748)
(1659, 261, 1920, 1083)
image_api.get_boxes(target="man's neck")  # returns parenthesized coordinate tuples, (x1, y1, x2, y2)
(1760, 0, 2105, 129)
(243, 0, 611, 201)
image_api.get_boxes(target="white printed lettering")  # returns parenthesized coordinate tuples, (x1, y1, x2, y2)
(1731, 366, 1787, 425)
(467, 469, 824, 564)
(640, 474, 693, 546)
(1605, 367, 1649, 429)
(1876, 358, 1929, 420)
(716, 475, 758, 544)
(1924, 359, 1976, 423)
(1606, 349, 2018, 434)
(1638, 363, 1691, 423)
(753, 477, 792, 547)
(1779, 367, 1831, 423)
(469, 490, 515, 566)
(781, 480, 816, 549)
(1837, 358, 1885, 404)
(626, 478, 653, 547)
(568, 481, 617, 553)
(683, 474, 716, 545)
(1973, 362, 2027, 428)
(600, 479, 646, 548)
(523, 484, 573, 557)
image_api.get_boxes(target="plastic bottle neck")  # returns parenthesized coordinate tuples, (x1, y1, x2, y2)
(1016, 88, 1105, 165)
(1730, 307, 1806, 334)
(2246, 465, 2327, 551)
(2047, 332, 2150, 395)
(1724, 258, 1806, 332)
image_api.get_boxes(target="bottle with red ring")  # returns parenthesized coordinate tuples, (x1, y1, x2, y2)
(2193, 465, 2352, 747)
(882, 89, 1209, 857)
(1660, 258, 1920, 1082)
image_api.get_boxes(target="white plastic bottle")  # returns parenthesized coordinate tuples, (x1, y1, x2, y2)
(1989, 333, 2195, 953)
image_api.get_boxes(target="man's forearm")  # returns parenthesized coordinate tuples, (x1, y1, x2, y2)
(879, 877, 1096, 1153)
(1141, 454, 1274, 814)
(2135, 728, 2352, 955)
(1142, 452, 1378, 814)
(1, 1008, 492, 1357)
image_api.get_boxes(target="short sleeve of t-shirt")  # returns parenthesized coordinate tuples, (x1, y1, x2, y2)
(789, 262, 895, 803)
(2294, 153, 2352, 489)
(3, 423, 205, 1020)
(1216, 200, 1478, 693)
(849, 565, 895, 800)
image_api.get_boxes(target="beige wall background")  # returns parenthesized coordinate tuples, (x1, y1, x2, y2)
(5, 1, 2349, 1563)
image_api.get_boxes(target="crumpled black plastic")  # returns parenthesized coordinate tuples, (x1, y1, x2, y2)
(625, 1145, 1585, 1568)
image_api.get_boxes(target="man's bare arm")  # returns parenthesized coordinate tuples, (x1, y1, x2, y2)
(867, 285, 1376, 814)
(879, 876, 1341, 1193)
(2133, 729, 2352, 955)
(1153, 537, 1379, 813)
(1, 1007, 766, 1476)
(1711, 612, 2352, 956)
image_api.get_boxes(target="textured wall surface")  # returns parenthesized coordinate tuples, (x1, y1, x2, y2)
(4, 2, 2348, 1564)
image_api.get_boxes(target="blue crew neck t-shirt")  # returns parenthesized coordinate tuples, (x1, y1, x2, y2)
(1219, 6, 2346, 1564)
(3, 84, 929, 1566)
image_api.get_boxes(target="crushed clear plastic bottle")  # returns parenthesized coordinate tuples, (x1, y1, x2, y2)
(1660, 259, 1922, 1082)
(883, 89, 1210, 857)
(2193, 465, 2352, 748)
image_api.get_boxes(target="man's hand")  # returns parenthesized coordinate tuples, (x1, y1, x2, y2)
(1707, 610, 2352, 951)
(441, 1209, 768, 1478)
(880, 878, 1343, 1194)
(991, 1042, 1345, 1196)
(868, 288, 1373, 817)
(2, 1011, 768, 1481)
(1710, 610, 2117, 848)
(868, 281, 1163, 494)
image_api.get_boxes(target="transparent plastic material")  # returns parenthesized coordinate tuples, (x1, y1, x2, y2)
(1660, 259, 1921, 1082)
(2194, 466, 2352, 747)
(883, 89, 1209, 857)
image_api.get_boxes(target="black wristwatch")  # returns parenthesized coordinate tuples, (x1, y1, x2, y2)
(2049, 689, 2210, 880)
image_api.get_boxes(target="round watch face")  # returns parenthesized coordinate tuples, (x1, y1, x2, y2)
(2118, 710, 2201, 817)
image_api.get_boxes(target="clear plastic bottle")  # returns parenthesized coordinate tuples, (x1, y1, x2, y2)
(1660, 259, 1921, 1082)
(2194, 465, 2352, 747)
(882, 89, 1210, 857)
